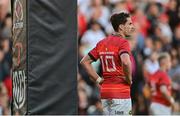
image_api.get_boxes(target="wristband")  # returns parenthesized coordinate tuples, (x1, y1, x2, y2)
(96, 77, 102, 84)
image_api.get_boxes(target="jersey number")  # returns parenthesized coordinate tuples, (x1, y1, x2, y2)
(100, 55, 116, 72)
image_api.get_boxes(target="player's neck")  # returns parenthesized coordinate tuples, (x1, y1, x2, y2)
(113, 32, 125, 38)
(159, 67, 167, 72)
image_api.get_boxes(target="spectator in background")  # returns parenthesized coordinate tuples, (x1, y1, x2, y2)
(4, 13, 11, 30)
(0, 49, 4, 63)
(173, 25, 180, 48)
(78, 74, 102, 115)
(89, 0, 110, 28)
(0, 36, 5, 62)
(80, 20, 105, 72)
(151, 25, 163, 41)
(154, 39, 163, 52)
(0, 49, 5, 81)
(78, 6, 87, 39)
(1, 35, 10, 55)
(132, 7, 150, 38)
(131, 7, 147, 52)
(169, 49, 180, 111)
(143, 37, 154, 58)
(143, 51, 159, 81)
(0, 0, 9, 28)
(146, 2, 160, 35)
(166, 0, 180, 32)
(170, 54, 180, 86)
(78, 0, 91, 19)
(0, 36, 11, 80)
(0, 35, 12, 100)
(0, 83, 10, 115)
(158, 14, 172, 43)
(78, 81, 89, 114)
(0, 0, 12, 104)
(81, 20, 105, 49)
(112, 0, 128, 13)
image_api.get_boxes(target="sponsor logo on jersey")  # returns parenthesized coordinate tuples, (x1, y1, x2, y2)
(115, 110, 124, 115)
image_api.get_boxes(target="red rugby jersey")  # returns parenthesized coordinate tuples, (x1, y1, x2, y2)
(149, 70, 172, 106)
(88, 35, 132, 99)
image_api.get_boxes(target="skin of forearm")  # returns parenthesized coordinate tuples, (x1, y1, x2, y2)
(122, 62, 132, 85)
(160, 86, 174, 105)
(81, 60, 100, 82)
(162, 92, 173, 104)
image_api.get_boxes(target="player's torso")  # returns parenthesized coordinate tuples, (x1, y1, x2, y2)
(150, 71, 171, 106)
(97, 36, 125, 78)
(97, 36, 131, 99)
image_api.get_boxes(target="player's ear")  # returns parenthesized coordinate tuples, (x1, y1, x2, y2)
(119, 24, 124, 30)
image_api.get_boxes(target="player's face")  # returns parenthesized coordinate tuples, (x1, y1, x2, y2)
(123, 17, 135, 36)
(166, 56, 172, 71)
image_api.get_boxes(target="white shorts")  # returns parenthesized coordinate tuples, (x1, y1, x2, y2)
(101, 98, 132, 115)
(150, 102, 171, 115)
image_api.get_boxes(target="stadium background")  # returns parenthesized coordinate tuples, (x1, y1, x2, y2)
(78, 0, 180, 115)
(0, 0, 180, 115)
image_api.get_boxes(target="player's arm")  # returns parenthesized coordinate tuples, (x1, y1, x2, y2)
(80, 55, 104, 84)
(120, 53, 132, 85)
(160, 85, 175, 106)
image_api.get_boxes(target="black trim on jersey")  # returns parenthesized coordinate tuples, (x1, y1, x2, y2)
(88, 53, 97, 61)
(119, 51, 129, 56)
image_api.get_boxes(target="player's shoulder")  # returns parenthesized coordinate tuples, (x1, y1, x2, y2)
(110, 35, 127, 41)
(96, 37, 107, 45)
(97, 35, 128, 47)
(108, 35, 128, 45)
(121, 38, 130, 46)
(154, 70, 169, 80)
(158, 70, 168, 77)
(150, 70, 160, 79)
(97, 35, 117, 46)
(116, 36, 129, 46)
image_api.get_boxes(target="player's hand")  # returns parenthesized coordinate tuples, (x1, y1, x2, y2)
(96, 77, 104, 85)
(172, 102, 179, 112)
(99, 78, 104, 85)
(170, 97, 176, 111)
(96, 78, 104, 89)
(125, 76, 132, 85)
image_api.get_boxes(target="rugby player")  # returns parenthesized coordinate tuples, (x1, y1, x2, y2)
(80, 12, 135, 115)
(149, 52, 175, 115)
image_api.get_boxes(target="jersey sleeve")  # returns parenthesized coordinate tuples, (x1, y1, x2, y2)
(159, 73, 169, 86)
(88, 44, 99, 61)
(119, 40, 131, 55)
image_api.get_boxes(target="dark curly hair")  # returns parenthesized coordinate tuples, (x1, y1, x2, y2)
(110, 12, 130, 32)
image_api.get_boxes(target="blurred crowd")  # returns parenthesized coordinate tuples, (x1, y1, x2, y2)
(78, 0, 180, 115)
(0, 0, 12, 115)
(1, 0, 180, 115)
